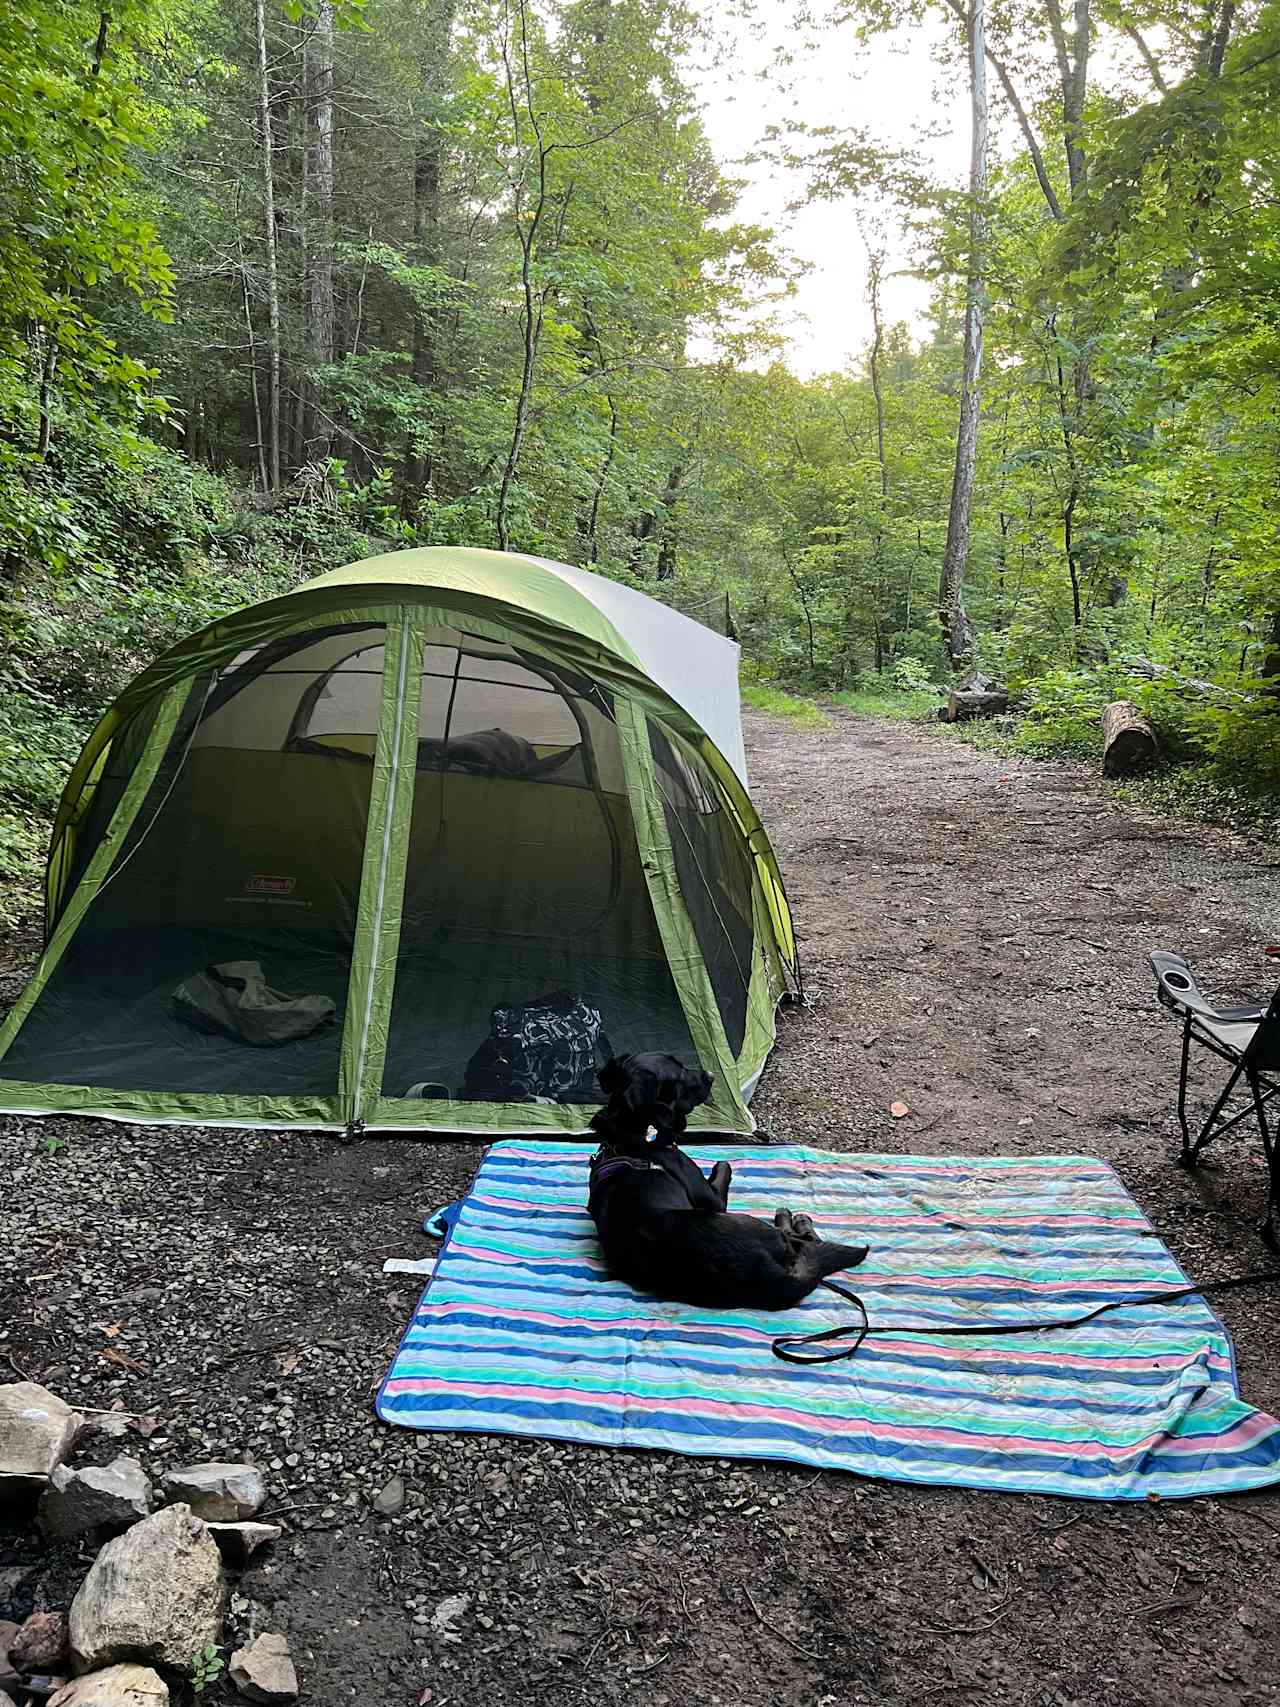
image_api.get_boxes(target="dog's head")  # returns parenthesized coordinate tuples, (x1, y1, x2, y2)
(592, 1053, 713, 1147)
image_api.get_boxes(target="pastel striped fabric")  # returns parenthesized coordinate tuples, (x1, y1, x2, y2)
(377, 1142, 1280, 1499)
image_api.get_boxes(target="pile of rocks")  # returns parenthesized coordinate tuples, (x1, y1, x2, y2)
(1, 1383, 299, 1706)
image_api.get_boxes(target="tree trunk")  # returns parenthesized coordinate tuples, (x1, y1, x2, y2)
(628, 460, 685, 577)
(1260, 607, 1280, 698)
(241, 259, 269, 492)
(784, 552, 817, 677)
(308, 0, 335, 462)
(35, 334, 58, 460)
(496, 255, 543, 552)
(578, 394, 617, 562)
(1101, 701, 1159, 776)
(255, 0, 282, 491)
(292, 25, 310, 466)
(938, 0, 988, 670)
(401, 0, 458, 511)
(867, 253, 889, 503)
(494, 0, 552, 553)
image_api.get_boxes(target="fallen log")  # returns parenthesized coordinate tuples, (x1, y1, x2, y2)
(944, 688, 1008, 722)
(1101, 700, 1158, 777)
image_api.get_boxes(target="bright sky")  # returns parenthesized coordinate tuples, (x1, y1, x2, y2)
(695, 4, 971, 376)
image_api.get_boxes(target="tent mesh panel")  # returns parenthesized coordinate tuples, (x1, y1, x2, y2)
(381, 629, 697, 1101)
(648, 721, 755, 1057)
(4, 628, 382, 1094)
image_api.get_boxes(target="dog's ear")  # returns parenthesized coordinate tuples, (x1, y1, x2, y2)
(598, 1055, 631, 1095)
(621, 1063, 658, 1115)
(669, 1066, 713, 1115)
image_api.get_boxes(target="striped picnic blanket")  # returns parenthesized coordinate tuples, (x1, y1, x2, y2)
(376, 1143, 1280, 1500)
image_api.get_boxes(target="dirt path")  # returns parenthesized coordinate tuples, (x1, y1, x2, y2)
(2, 709, 1279, 1707)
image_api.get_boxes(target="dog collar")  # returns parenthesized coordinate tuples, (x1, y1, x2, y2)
(590, 1152, 652, 1183)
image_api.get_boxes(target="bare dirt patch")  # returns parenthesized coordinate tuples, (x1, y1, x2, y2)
(2, 707, 1278, 1706)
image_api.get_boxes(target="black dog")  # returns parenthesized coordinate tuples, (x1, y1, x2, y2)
(596, 1052, 713, 1144)
(588, 1055, 869, 1310)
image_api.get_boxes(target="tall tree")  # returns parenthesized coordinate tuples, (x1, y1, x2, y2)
(307, 0, 337, 461)
(255, 0, 283, 489)
(938, 0, 987, 668)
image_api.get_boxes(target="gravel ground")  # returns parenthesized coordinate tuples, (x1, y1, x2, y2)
(2, 706, 1279, 1707)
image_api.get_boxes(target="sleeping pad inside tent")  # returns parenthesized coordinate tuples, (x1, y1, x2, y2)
(0, 548, 797, 1134)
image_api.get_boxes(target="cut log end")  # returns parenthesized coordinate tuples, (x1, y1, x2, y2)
(1101, 699, 1158, 777)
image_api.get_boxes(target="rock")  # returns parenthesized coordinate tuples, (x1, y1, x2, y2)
(12, 1611, 71, 1672)
(159, 1465, 266, 1523)
(431, 1594, 469, 1637)
(205, 1524, 282, 1567)
(0, 1621, 20, 1690)
(49, 1666, 169, 1707)
(86, 1418, 132, 1443)
(372, 1475, 404, 1516)
(0, 1385, 81, 1494)
(69, 1503, 226, 1676)
(40, 1459, 153, 1540)
(0, 1689, 14, 1707)
(228, 1633, 298, 1704)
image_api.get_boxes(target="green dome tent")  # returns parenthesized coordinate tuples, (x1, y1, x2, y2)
(0, 548, 797, 1135)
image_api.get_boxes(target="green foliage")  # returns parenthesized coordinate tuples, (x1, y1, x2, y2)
(0, 380, 397, 934)
(830, 685, 940, 720)
(1115, 764, 1280, 846)
(0, 0, 190, 413)
(890, 655, 937, 693)
(190, 1642, 224, 1695)
(740, 681, 833, 728)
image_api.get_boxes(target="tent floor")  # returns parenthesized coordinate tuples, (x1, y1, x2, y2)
(0, 925, 696, 1102)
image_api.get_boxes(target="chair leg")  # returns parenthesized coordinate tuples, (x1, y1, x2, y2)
(1248, 1070, 1280, 1252)
(1176, 1016, 1194, 1165)
(1184, 1061, 1245, 1168)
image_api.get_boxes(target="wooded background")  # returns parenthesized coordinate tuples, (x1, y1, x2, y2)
(2, 0, 1279, 927)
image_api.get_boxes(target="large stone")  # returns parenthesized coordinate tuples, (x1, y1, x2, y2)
(69, 1503, 226, 1676)
(205, 1524, 281, 1568)
(0, 1689, 15, 1707)
(228, 1633, 297, 1704)
(0, 1385, 81, 1493)
(371, 1475, 404, 1516)
(49, 1666, 169, 1706)
(40, 1459, 153, 1540)
(159, 1465, 266, 1524)
(11, 1610, 70, 1672)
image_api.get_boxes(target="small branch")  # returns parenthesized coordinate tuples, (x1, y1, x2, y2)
(1123, 25, 1169, 93)
(940, 0, 1064, 220)
(921, 1594, 1017, 1637)
(1032, 1511, 1084, 1534)
(743, 1585, 822, 1660)
(625, 1646, 672, 1676)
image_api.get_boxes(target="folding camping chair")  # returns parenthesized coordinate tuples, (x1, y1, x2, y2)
(1150, 948, 1280, 1250)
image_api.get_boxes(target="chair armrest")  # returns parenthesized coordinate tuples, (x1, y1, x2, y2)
(1150, 951, 1217, 1018)
(1149, 951, 1268, 1024)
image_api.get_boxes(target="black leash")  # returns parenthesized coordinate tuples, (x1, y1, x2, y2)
(771, 1268, 1280, 1365)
